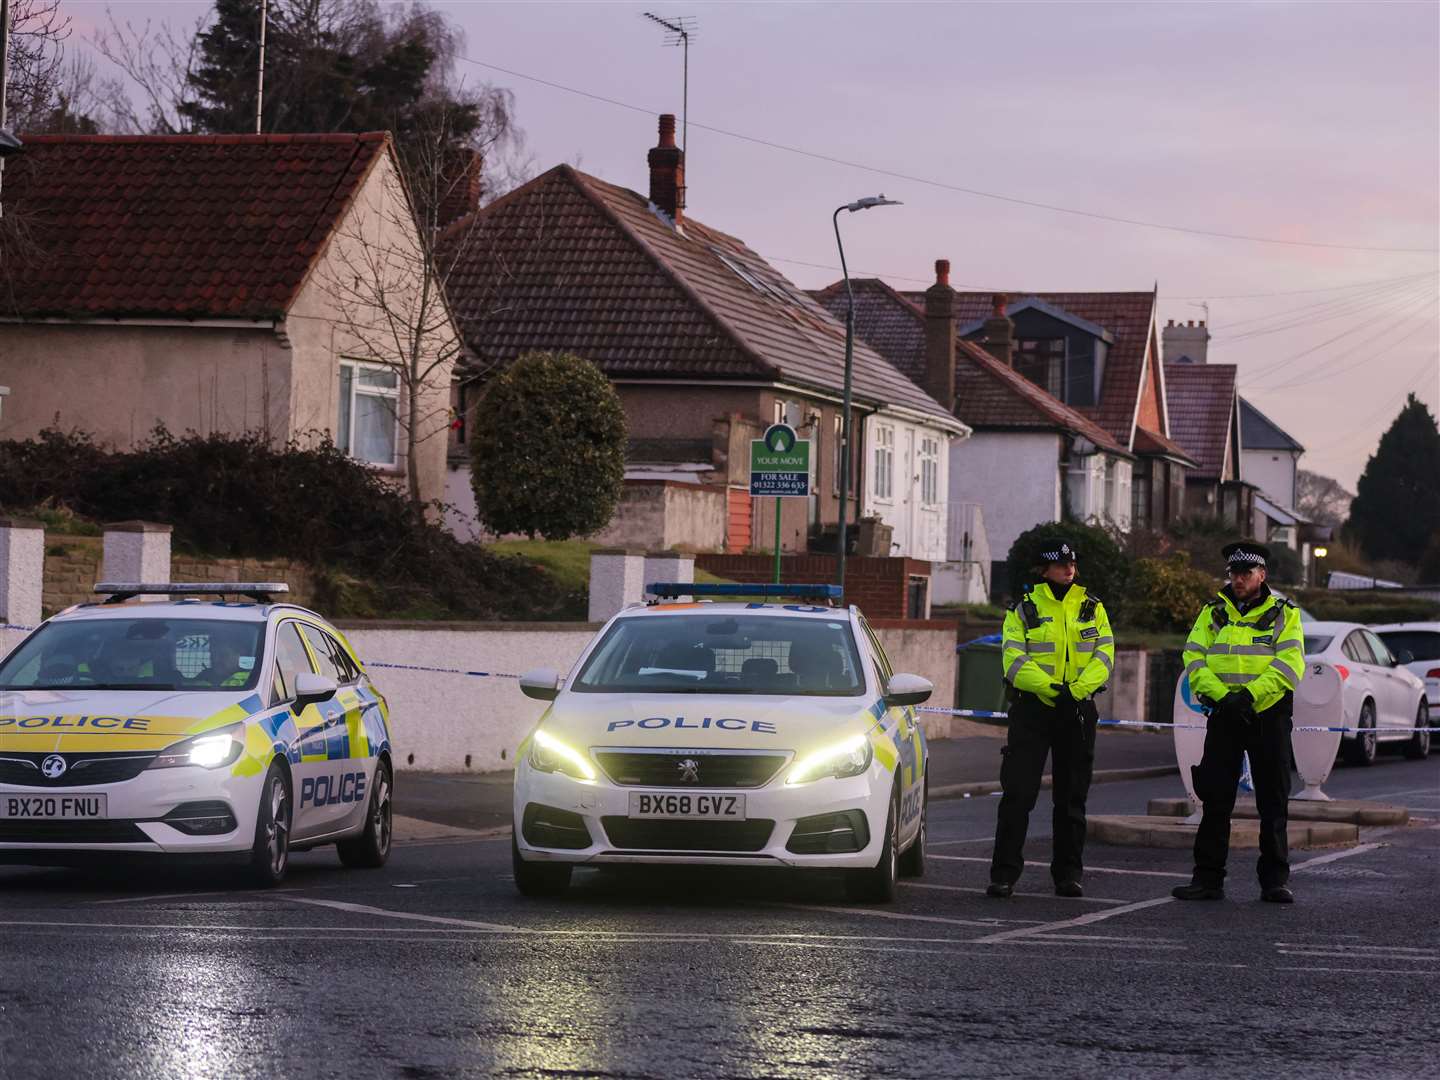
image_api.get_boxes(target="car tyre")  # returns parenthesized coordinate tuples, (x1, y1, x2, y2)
(845, 782, 899, 903)
(249, 762, 292, 887)
(898, 779, 926, 879)
(337, 759, 393, 868)
(1343, 701, 1378, 767)
(511, 832, 572, 897)
(1403, 702, 1431, 760)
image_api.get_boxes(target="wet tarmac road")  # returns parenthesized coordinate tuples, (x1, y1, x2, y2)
(0, 757, 1435, 1079)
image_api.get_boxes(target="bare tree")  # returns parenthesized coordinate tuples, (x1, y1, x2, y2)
(92, 13, 203, 133)
(5, 0, 69, 125)
(1296, 469, 1353, 530)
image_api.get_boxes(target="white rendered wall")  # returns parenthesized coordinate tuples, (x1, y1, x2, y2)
(950, 432, 1061, 564)
(1242, 450, 1298, 510)
(859, 414, 951, 562)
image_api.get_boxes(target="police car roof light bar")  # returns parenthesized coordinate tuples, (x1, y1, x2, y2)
(647, 582, 843, 603)
(95, 582, 291, 604)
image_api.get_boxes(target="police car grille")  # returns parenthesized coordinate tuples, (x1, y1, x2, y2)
(0, 820, 150, 843)
(0, 753, 158, 787)
(601, 817, 775, 852)
(594, 752, 787, 788)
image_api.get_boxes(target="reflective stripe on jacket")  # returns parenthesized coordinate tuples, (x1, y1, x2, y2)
(1001, 583, 1115, 708)
(1182, 588, 1304, 714)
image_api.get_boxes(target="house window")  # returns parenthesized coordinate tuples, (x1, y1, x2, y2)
(773, 399, 797, 427)
(873, 425, 894, 501)
(1015, 338, 1064, 398)
(338, 361, 400, 467)
(1104, 458, 1117, 519)
(1065, 344, 1097, 407)
(919, 436, 940, 506)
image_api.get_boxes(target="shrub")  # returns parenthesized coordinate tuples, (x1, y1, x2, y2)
(1130, 554, 1218, 632)
(1006, 521, 1129, 620)
(469, 351, 627, 540)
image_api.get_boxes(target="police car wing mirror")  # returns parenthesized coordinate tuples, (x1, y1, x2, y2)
(293, 672, 339, 710)
(884, 673, 933, 708)
(519, 668, 561, 701)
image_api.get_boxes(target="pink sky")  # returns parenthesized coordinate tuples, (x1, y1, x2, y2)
(71, 0, 1440, 490)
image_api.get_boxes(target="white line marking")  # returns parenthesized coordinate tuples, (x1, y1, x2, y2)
(1275, 966, 1439, 977)
(1291, 843, 1382, 872)
(773, 902, 1028, 930)
(928, 855, 1190, 879)
(1279, 950, 1436, 962)
(279, 895, 523, 932)
(1362, 785, 1440, 800)
(926, 837, 996, 846)
(1006, 937, 1184, 950)
(1276, 943, 1437, 956)
(899, 882, 1129, 905)
(971, 895, 1177, 944)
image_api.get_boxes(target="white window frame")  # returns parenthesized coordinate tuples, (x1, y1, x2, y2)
(873, 424, 894, 502)
(919, 435, 940, 507)
(338, 359, 401, 469)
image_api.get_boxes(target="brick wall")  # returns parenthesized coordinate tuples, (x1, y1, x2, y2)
(693, 553, 930, 620)
(41, 535, 318, 614)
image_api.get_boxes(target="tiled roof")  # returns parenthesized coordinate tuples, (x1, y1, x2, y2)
(1134, 425, 1199, 465)
(902, 289, 1157, 449)
(1165, 363, 1238, 479)
(1239, 397, 1305, 452)
(443, 166, 961, 429)
(1, 133, 388, 320)
(811, 278, 1127, 455)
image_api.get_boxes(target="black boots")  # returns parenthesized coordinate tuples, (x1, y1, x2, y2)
(1171, 882, 1225, 901)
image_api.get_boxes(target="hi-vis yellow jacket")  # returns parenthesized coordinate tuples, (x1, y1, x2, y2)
(1183, 588, 1304, 714)
(1001, 583, 1114, 708)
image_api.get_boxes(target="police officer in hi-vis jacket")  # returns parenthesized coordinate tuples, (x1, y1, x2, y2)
(988, 539, 1114, 899)
(1172, 541, 1305, 904)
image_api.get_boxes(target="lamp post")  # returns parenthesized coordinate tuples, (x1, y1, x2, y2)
(832, 194, 901, 596)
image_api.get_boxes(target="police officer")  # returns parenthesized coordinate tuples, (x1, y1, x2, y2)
(988, 538, 1114, 899)
(1172, 541, 1305, 904)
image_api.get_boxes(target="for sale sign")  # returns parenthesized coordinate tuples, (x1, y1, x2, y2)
(750, 423, 810, 497)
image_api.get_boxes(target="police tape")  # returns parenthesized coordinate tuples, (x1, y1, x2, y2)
(914, 705, 1440, 734)
(362, 660, 521, 679)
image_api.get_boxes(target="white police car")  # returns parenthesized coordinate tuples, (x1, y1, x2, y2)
(512, 584, 932, 901)
(0, 584, 393, 885)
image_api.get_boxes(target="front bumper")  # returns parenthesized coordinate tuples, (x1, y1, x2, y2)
(0, 766, 263, 858)
(512, 757, 892, 869)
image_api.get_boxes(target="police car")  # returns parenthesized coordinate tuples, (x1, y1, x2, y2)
(0, 584, 393, 885)
(511, 584, 932, 901)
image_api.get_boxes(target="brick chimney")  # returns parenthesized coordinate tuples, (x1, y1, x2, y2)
(982, 293, 1015, 366)
(1163, 317, 1210, 364)
(924, 259, 956, 411)
(648, 114, 685, 225)
(437, 149, 484, 229)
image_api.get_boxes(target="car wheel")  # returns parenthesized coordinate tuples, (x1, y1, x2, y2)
(337, 759, 393, 868)
(845, 782, 899, 903)
(1403, 701, 1431, 760)
(249, 762, 292, 887)
(1343, 701, 1378, 767)
(898, 779, 926, 879)
(511, 831, 572, 897)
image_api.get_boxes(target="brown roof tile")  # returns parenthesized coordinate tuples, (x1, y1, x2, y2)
(1, 133, 387, 320)
(1164, 363, 1238, 479)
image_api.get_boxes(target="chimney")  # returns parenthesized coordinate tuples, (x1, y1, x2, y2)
(982, 293, 1015, 366)
(924, 259, 956, 411)
(436, 149, 485, 229)
(648, 114, 685, 225)
(1163, 317, 1210, 364)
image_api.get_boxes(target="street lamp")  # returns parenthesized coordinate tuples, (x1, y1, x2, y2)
(833, 194, 902, 596)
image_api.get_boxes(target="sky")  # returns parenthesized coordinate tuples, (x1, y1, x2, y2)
(66, 0, 1440, 491)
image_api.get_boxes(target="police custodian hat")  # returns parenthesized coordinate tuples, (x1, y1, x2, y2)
(1222, 540, 1270, 570)
(1038, 539, 1078, 564)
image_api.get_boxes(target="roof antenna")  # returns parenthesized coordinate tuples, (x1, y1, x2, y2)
(641, 13, 697, 158)
(256, 0, 268, 133)
(1187, 300, 1210, 323)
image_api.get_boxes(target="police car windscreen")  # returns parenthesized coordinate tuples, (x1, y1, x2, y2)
(571, 615, 865, 696)
(0, 619, 266, 692)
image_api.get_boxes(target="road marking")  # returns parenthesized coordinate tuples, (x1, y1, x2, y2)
(899, 882, 1129, 905)
(1291, 843, 1382, 872)
(1363, 785, 1440, 800)
(970, 895, 1177, 944)
(773, 902, 1031, 929)
(929, 854, 1190, 879)
(1278, 950, 1436, 962)
(1275, 965, 1439, 977)
(279, 895, 523, 932)
(927, 837, 996, 846)
(1005, 937, 1184, 950)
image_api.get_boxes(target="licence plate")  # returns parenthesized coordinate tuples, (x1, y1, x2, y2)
(627, 792, 745, 820)
(0, 794, 108, 819)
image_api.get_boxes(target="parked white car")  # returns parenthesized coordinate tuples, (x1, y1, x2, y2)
(1371, 622, 1440, 709)
(1302, 621, 1430, 765)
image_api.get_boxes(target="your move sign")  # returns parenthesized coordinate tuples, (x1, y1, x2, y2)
(750, 424, 810, 497)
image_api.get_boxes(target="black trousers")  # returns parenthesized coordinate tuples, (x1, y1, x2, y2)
(990, 694, 1097, 886)
(1191, 709, 1293, 889)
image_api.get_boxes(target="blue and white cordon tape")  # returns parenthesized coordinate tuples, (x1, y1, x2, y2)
(915, 704, 1440, 734)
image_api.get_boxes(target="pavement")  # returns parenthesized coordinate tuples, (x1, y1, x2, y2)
(0, 754, 1434, 1079)
(393, 727, 1182, 833)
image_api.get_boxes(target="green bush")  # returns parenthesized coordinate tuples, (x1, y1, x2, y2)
(1292, 588, 1440, 625)
(1130, 554, 1218, 632)
(470, 351, 627, 540)
(1006, 521, 1130, 620)
(0, 426, 573, 620)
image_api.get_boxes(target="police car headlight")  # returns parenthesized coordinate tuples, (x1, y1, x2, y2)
(787, 734, 873, 785)
(148, 723, 246, 771)
(528, 729, 596, 781)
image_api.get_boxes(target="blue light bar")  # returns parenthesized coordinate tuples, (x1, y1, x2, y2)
(647, 582, 843, 602)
